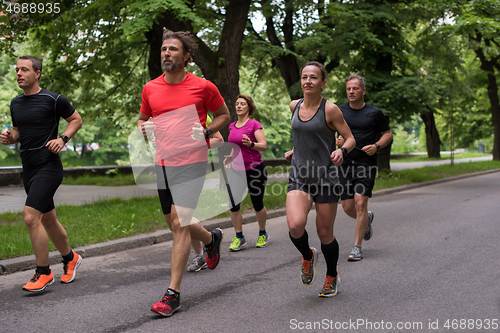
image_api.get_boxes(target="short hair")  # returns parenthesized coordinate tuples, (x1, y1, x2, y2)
(346, 74, 366, 89)
(162, 30, 198, 67)
(236, 94, 257, 116)
(19, 56, 42, 78)
(301, 61, 327, 81)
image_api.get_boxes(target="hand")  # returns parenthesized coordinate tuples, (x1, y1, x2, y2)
(191, 122, 205, 141)
(0, 130, 12, 145)
(223, 154, 233, 168)
(336, 135, 345, 147)
(361, 144, 377, 156)
(242, 134, 252, 147)
(141, 117, 155, 138)
(284, 150, 293, 163)
(46, 138, 65, 154)
(330, 149, 344, 166)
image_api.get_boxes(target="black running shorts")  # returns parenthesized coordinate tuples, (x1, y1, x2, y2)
(23, 158, 63, 213)
(155, 162, 207, 215)
(337, 161, 377, 200)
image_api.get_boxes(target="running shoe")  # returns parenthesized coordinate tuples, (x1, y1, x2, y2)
(348, 245, 362, 261)
(22, 270, 54, 292)
(255, 233, 269, 248)
(187, 253, 207, 272)
(229, 236, 246, 252)
(364, 211, 374, 241)
(61, 251, 82, 283)
(150, 290, 181, 317)
(318, 274, 340, 297)
(301, 247, 318, 285)
(205, 228, 223, 270)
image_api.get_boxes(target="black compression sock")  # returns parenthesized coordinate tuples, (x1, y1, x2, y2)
(289, 230, 313, 261)
(62, 250, 74, 263)
(321, 239, 339, 277)
(36, 265, 51, 275)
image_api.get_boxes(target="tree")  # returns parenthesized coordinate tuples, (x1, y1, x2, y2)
(455, 0, 500, 160)
(124, 0, 252, 130)
(1, 0, 252, 140)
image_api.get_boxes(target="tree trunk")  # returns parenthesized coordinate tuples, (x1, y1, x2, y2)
(421, 109, 441, 158)
(484, 70, 500, 160)
(145, 22, 164, 80)
(377, 140, 392, 171)
(472, 36, 500, 160)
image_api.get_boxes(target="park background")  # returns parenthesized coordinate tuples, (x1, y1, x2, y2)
(1, 0, 500, 260)
(1, 0, 499, 169)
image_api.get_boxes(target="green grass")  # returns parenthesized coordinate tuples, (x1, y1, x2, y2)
(1, 160, 499, 260)
(373, 160, 500, 191)
(62, 173, 139, 186)
(61, 165, 292, 186)
(390, 152, 490, 162)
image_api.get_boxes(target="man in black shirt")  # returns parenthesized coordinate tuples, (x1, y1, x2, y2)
(0, 56, 83, 291)
(336, 74, 392, 261)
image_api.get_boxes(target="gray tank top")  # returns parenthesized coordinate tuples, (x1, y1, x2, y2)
(289, 98, 339, 186)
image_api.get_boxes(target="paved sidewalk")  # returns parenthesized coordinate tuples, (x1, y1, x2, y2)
(0, 158, 497, 275)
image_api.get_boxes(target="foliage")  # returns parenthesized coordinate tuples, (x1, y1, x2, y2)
(0, 0, 498, 163)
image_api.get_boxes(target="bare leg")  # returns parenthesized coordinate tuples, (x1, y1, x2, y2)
(341, 194, 369, 246)
(41, 208, 71, 256)
(230, 210, 243, 234)
(24, 206, 49, 267)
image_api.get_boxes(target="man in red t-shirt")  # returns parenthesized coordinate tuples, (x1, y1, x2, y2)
(137, 30, 230, 317)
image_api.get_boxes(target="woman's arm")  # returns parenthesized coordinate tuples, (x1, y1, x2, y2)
(325, 102, 355, 166)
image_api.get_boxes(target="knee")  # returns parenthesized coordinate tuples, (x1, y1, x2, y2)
(341, 200, 354, 213)
(170, 217, 190, 235)
(354, 199, 367, 213)
(316, 226, 333, 242)
(24, 212, 41, 229)
(287, 218, 306, 238)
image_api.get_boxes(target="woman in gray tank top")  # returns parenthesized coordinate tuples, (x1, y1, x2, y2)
(284, 61, 355, 297)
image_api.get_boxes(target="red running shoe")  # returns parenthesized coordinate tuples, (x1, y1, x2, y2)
(205, 228, 223, 270)
(151, 290, 181, 317)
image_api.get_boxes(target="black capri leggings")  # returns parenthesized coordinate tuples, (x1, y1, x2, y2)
(230, 162, 267, 213)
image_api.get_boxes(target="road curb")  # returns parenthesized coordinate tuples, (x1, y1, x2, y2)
(1, 169, 498, 275)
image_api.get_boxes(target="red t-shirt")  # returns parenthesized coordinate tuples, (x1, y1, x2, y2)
(140, 72, 224, 166)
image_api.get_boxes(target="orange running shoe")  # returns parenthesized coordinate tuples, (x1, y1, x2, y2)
(61, 251, 82, 283)
(22, 271, 54, 292)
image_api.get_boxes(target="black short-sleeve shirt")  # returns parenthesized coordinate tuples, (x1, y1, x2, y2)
(338, 102, 390, 166)
(10, 89, 75, 166)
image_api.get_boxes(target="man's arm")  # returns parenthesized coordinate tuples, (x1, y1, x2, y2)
(0, 127, 20, 145)
(361, 129, 393, 156)
(138, 113, 153, 138)
(46, 110, 83, 154)
(205, 102, 230, 136)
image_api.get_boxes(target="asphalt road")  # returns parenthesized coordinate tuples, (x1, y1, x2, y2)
(1, 172, 499, 333)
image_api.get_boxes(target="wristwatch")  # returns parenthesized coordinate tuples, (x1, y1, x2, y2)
(340, 147, 348, 158)
(60, 135, 69, 144)
(375, 143, 381, 151)
(204, 127, 212, 139)
(250, 142, 255, 148)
